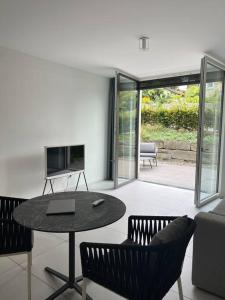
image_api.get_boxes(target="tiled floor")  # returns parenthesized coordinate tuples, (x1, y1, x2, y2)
(1, 180, 223, 300)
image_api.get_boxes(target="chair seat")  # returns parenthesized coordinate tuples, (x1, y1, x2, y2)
(140, 153, 157, 158)
(121, 239, 138, 246)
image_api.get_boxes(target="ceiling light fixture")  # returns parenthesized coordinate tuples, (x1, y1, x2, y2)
(139, 36, 150, 51)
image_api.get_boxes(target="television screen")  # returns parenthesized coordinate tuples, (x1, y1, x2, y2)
(46, 145, 85, 177)
(68, 145, 85, 171)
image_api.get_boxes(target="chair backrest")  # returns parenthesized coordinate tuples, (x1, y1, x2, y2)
(140, 142, 156, 153)
(125, 216, 196, 299)
(144, 217, 196, 299)
(80, 217, 196, 300)
(0, 196, 33, 255)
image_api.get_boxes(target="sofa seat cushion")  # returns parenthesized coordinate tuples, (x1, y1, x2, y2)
(150, 216, 189, 245)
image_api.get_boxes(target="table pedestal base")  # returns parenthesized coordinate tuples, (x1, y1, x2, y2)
(45, 267, 92, 300)
(44, 232, 92, 300)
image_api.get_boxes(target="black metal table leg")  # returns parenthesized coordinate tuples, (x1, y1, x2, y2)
(44, 232, 92, 300)
(72, 282, 92, 300)
(75, 275, 83, 282)
(45, 283, 70, 300)
(68, 232, 75, 286)
(45, 267, 68, 282)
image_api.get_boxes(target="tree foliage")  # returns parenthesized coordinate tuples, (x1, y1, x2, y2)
(142, 85, 199, 106)
(141, 85, 200, 130)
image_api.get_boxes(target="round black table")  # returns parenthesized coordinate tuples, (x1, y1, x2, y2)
(13, 191, 126, 300)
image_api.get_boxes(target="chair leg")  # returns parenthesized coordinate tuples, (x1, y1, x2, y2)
(177, 277, 184, 300)
(82, 277, 87, 300)
(29, 251, 32, 266)
(27, 252, 32, 300)
(149, 159, 152, 168)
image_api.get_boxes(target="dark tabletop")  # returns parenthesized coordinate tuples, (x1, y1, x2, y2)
(13, 191, 126, 233)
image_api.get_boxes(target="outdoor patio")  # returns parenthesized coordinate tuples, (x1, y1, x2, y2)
(139, 160, 196, 190)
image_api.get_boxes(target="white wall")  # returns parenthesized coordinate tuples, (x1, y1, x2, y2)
(0, 47, 109, 198)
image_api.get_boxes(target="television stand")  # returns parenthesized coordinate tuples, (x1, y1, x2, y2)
(42, 170, 88, 195)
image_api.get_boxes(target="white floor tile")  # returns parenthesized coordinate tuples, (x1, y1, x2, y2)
(0, 269, 68, 300)
(172, 256, 223, 300)
(0, 256, 19, 277)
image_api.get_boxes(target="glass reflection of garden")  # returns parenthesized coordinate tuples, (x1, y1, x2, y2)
(118, 87, 137, 182)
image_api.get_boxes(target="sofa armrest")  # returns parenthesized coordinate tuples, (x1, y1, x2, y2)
(192, 212, 225, 298)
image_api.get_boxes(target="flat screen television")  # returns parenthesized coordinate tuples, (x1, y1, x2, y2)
(45, 145, 85, 178)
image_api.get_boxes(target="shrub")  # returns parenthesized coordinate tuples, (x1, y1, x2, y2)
(141, 104, 199, 130)
(118, 103, 217, 133)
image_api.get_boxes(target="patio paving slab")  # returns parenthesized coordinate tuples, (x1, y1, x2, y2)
(139, 160, 196, 190)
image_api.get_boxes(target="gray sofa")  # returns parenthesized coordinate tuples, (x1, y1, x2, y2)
(192, 199, 225, 298)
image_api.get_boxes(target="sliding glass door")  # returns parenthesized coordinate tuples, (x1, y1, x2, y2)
(114, 73, 139, 188)
(195, 56, 225, 207)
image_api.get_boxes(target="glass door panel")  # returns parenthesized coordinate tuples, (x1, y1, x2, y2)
(114, 73, 139, 188)
(195, 57, 225, 207)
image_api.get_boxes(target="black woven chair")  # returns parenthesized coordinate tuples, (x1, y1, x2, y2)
(80, 215, 195, 300)
(0, 196, 33, 300)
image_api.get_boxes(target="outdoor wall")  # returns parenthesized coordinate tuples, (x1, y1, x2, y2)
(154, 140, 197, 162)
(0, 47, 109, 198)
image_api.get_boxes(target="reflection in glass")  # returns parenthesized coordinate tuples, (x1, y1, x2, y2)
(200, 63, 224, 202)
(117, 75, 138, 185)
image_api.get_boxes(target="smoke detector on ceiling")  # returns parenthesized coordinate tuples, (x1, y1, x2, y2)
(139, 36, 150, 51)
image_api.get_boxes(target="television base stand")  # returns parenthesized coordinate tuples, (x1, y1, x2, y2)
(42, 171, 89, 195)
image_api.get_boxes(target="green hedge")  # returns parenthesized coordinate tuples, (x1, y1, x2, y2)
(141, 105, 199, 130)
(119, 105, 216, 132)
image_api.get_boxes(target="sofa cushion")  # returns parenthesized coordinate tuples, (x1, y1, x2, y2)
(150, 216, 189, 245)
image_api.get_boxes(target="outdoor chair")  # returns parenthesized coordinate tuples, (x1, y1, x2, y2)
(80, 215, 195, 300)
(0, 196, 33, 300)
(140, 142, 158, 167)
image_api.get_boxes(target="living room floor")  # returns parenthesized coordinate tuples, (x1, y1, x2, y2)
(0, 180, 222, 300)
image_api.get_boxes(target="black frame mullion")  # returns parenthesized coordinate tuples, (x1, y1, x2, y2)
(139, 73, 200, 90)
(114, 72, 139, 188)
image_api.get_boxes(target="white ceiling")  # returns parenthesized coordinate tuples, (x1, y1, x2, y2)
(0, 0, 225, 79)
